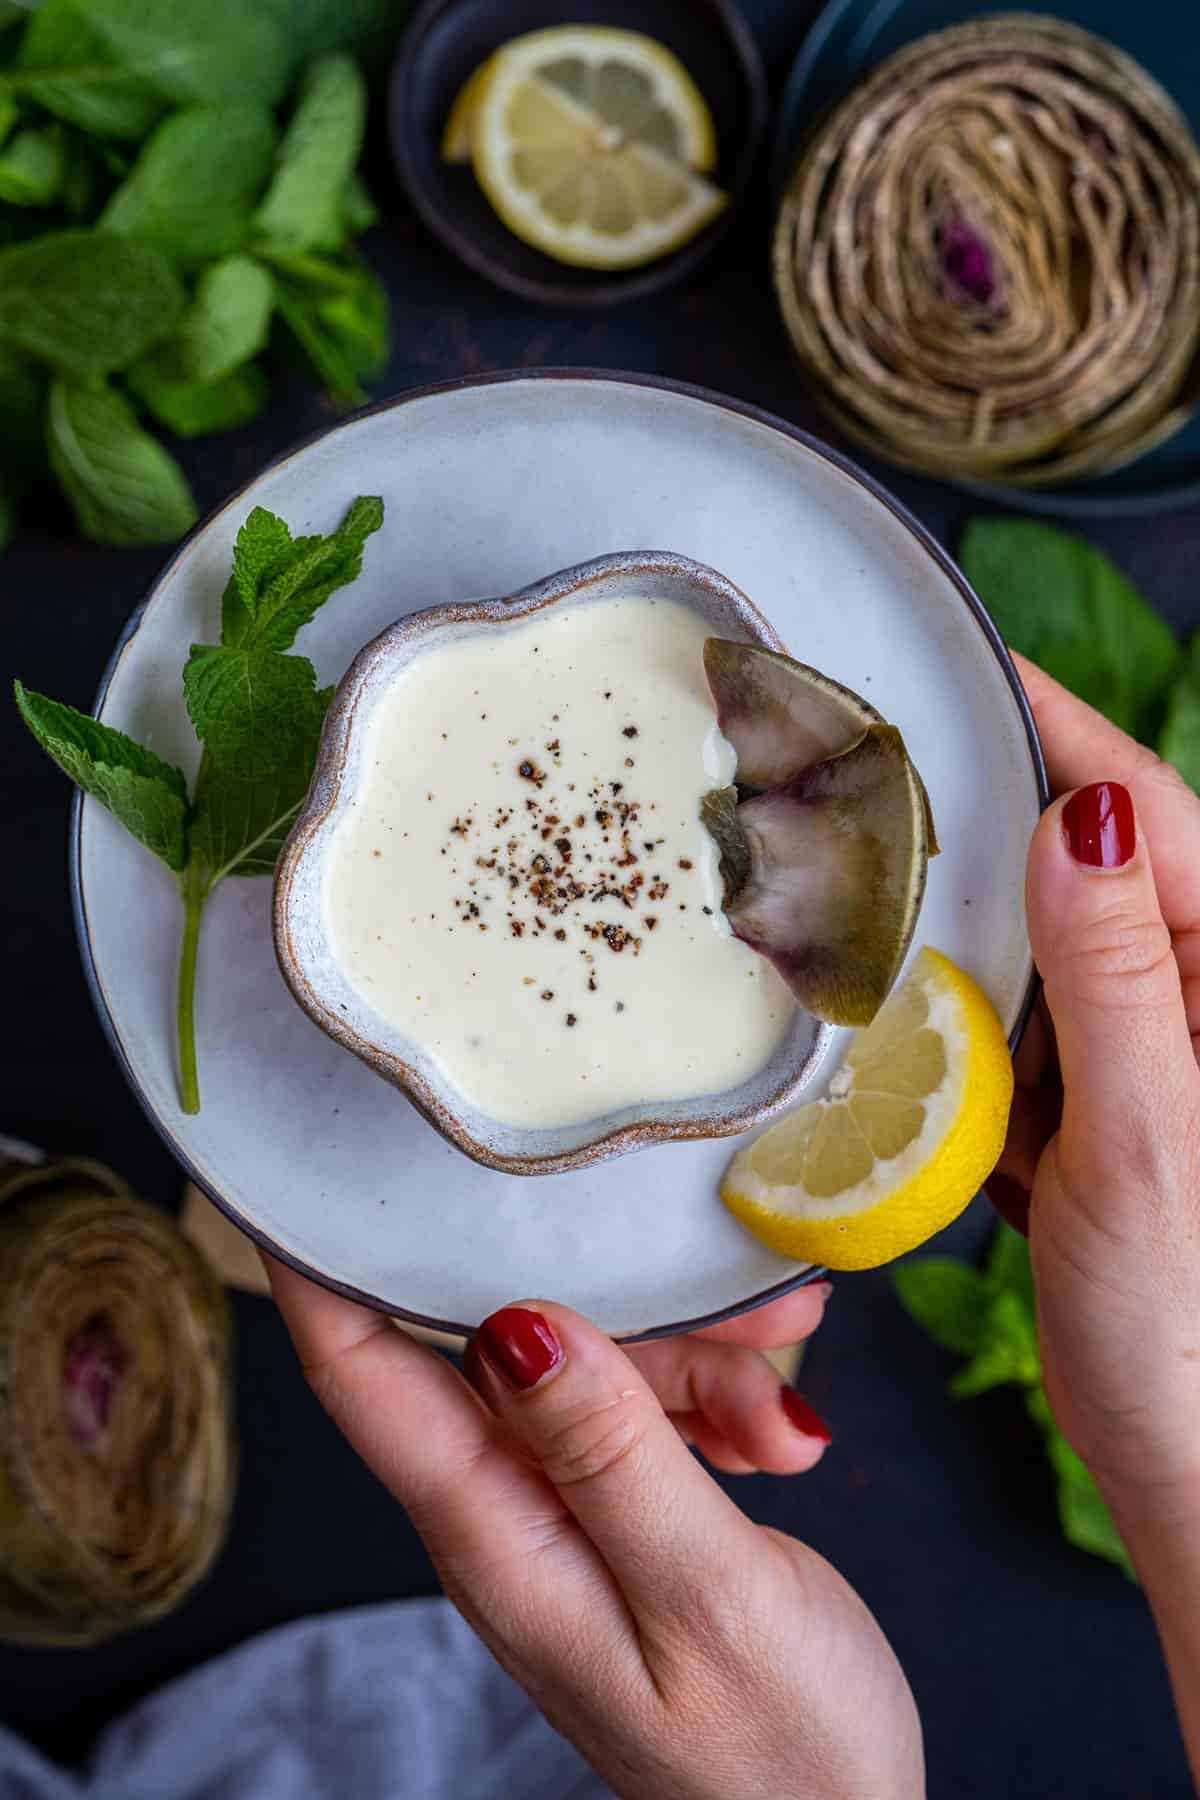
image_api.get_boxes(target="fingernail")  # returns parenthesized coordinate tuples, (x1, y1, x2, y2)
(813, 1281, 834, 1301)
(1062, 782, 1135, 869)
(476, 1306, 563, 1391)
(986, 1175, 1030, 1238)
(780, 1386, 832, 1443)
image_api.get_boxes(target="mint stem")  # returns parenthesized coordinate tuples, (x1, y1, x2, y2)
(176, 856, 206, 1115)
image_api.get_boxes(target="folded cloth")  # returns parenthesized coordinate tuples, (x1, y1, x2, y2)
(0, 1599, 614, 1800)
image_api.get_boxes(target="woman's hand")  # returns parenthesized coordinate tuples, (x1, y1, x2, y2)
(995, 655, 1200, 1510)
(267, 1264, 923, 1800)
(995, 656, 1200, 1784)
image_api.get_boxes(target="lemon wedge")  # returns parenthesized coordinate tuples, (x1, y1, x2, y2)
(721, 947, 1014, 1271)
(467, 26, 728, 270)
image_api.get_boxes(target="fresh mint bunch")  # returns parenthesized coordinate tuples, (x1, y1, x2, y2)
(0, 1, 399, 552)
(895, 1226, 1135, 1579)
(15, 494, 384, 1113)
(960, 517, 1198, 789)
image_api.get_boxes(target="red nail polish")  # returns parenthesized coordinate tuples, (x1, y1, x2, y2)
(476, 1307, 562, 1390)
(780, 1386, 832, 1443)
(1062, 782, 1135, 869)
(986, 1175, 1030, 1239)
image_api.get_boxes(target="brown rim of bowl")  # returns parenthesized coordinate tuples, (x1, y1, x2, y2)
(69, 367, 1048, 1343)
(387, 0, 769, 308)
(271, 548, 832, 1177)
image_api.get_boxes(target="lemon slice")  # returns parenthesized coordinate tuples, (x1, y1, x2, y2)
(469, 28, 728, 270)
(722, 947, 1014, 1271)
(445, 27, 717, 169)
(442, 56, 494, 162)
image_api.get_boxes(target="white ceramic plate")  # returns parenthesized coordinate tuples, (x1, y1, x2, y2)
(73, 373, 1045, 1340)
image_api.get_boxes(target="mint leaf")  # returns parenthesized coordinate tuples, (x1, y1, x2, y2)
(1160, 640, 1200, 793)
(222, 493, 383, 652)
(60, 131, 97, 220)
(14, 680, 189, 869)
(0, 344, 43, 472)
(0, 470, 16, 551)
(312, 262, 389, 382)
(183, 644, 318, 775)
(14, 3, 166, 141)
(273, 277, 365, 409)
(961, 518, 1182, 740)
(950, 1291, 1040, 1397)
(341, 169, 379, 235)
(1029, 1397, 1136, 1580)
(183, 255, 275, 384)
(253, 54, 366, 255)
(100, 106, 279, 270)
(190, 687, 329, 884)
(47, 374, 197, 546)
(229, 505, 295, 606)
(984, 1221, 1037, 1311)
(124, 356, 269, 439)
(70, 0, 291, 108)
(0, 121, 66, 206)
(0, 229, 184, 376)
(257, 0, 408, 64)
(268, 255, 389, 378)
(893, 1258, 992, 1356)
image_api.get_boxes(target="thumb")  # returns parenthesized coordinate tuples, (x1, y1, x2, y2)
(1026, 780, 1196, 1184)
(470, 1301, 757, 1630)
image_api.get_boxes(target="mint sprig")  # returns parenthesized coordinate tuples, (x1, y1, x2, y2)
(0, 6, 393, 556)
(15, 493, 384, 1113)
(895, 1225, 1135, 1579)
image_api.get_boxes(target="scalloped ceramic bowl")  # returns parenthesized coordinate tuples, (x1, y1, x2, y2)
(273, 550, 832, 1175)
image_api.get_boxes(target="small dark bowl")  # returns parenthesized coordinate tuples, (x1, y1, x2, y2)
(388, 0, 767, 306)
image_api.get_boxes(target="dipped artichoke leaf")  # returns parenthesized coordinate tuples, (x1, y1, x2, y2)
(916, 770, 940, 857)
(700, 785, 752, 907)
(704, 638, 877, 790)
(725, 724, 928, 1027)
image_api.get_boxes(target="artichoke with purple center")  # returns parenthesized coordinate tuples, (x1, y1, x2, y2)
(773, 14, 1200, 485)
(0, 1149, 234, 1645)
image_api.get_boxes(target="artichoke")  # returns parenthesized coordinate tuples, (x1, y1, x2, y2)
(702, 641, 931, 1028)
(773, 14, 1200, 486)
(0, 1148, 234, 1645)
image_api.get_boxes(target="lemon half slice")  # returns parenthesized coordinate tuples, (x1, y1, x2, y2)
(722, 947, 1014, 1271)
(468, 27, 727, 269)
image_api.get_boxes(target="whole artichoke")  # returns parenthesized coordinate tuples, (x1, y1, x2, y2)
(773, 14, 1200, 485)
(0, 1147, 235, 1645)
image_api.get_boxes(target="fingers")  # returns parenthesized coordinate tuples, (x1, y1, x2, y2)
(1014, 654, 1200, 975)
(985, 1176, 1031, 1238)
(628, 1333, 831, 1475)
(688, 1280, 831, 1349)
(1013, 651, 1172, 797)
(1025, 783, 1199, 1191)
(265, 1256, 505, 1516)
(994, 1084, 1060, 1190)
(470, 1300, 758, 1629)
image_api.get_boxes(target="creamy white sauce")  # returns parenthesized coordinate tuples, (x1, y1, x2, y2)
(324, 595, 795, 1129)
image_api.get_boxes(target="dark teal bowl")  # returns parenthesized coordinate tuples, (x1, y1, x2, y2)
(773, 0, 1200, 517)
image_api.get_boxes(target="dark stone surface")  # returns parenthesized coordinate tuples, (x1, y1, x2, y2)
(0, 1, 1196, 1792)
